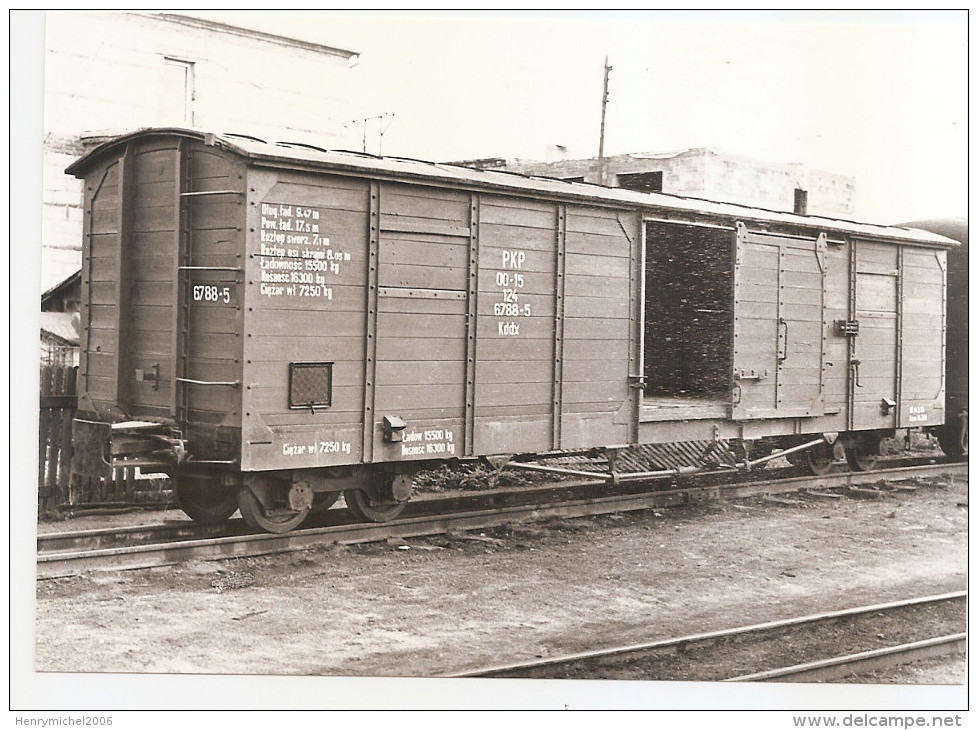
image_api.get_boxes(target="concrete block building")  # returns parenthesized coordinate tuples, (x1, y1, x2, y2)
(456, 148, 856, 219)
(42, 12, 359, 290)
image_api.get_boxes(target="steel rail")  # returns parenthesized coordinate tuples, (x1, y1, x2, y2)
(36, 461, 966, 578)
(37, 520, 240, 553)
(444, 591, 967, 679)
(38, 460, 964, 553)
(726, 633, 967, 683)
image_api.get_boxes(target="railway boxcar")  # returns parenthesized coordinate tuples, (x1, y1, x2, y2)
(66, 129, 958, 531)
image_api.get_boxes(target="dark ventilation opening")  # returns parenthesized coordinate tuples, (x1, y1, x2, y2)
(618, 170, 663, 193)
(643, 222, 733, 400)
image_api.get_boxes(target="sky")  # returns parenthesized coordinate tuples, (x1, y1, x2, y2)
(200, 9, 967, 225)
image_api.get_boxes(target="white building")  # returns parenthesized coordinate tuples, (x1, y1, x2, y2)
(42, 11, 360, 289)
(457, 147, 856, 220)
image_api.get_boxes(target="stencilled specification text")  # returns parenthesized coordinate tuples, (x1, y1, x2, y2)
(282, 440, 353, 457)
(258, 203, 350, 299)
(400, 429, 456, 457)
(493, 249, 531, 336)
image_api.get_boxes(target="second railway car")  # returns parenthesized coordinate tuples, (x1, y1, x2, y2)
(67, 128, 959, 532)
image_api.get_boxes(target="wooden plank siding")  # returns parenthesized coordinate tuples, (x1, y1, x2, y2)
(122, 143, 180, 416)
(733, 239, 780, 417)
(820, 241, 851, 415)
(175, 145, 245, 453)
(473, 195, 559, 454)
(79, 159, 122, 410)
(373, 183, 470, 454)
(559, 206, 633, 448)
(732, 230, 831, 420)
(897, 248, 946, 425)
(240, 170, 370, 470)
(775, 239, 826, 415)
(851, 241, 900, 430)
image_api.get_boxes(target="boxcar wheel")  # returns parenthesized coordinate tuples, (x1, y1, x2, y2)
(308, 491, 341, 515)
(299, 491, 341, 528)
(785, 449, 806, 467)
(845, 432, 884, 472)
(237, 486, 310, 533)
(806, 443, 835, 476)
(937, 415, 968, 458)
(175, 477, 238, 525)
(344, 489, 408, 523)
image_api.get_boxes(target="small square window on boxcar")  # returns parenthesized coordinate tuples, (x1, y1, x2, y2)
(289, 362, 333, 409)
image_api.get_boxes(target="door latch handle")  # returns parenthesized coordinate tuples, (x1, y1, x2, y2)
(735, 368, 769, 381)
(851, 358, 863, 387)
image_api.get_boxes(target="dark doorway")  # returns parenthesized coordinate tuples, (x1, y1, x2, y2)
(643, 221, 733, 400)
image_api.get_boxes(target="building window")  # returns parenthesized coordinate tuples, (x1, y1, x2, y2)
(159, 57, 195, 125)
(617, 170, 664, 193)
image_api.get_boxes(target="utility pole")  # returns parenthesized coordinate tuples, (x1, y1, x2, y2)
(597, 56, 612, 185)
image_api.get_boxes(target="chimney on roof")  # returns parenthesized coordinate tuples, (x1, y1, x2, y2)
(794, 188, 808, 216)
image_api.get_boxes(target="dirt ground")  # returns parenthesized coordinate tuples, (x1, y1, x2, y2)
(32, 470, 967, 700)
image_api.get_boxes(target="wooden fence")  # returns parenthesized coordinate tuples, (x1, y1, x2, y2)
(38, 351, 172, 514)
(38, 360, 77, 513)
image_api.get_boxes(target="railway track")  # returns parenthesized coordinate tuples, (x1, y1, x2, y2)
(36, 461, 966, 578)
(446, 592, 967, 681)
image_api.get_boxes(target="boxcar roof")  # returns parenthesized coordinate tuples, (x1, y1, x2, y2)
(67, 128, 956, 248)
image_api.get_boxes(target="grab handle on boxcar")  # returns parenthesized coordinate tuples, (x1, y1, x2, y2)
(777, 318, 788, 362)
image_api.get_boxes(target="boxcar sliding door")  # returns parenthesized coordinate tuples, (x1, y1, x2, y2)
(732, 224, 828, 420)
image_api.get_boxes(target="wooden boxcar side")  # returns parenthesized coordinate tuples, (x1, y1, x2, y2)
(559, 207, 639, 449)
(474, 195, 561, 455)
(238, 164, 641, 471)
(897, 219, 967, 455)
(849, 239, 946, 432)
(896, 245, 947, 429)
(240, 169, 370, 471)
